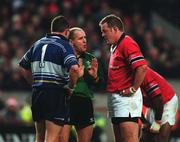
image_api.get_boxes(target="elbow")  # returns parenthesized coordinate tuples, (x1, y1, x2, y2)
(142, 64, 147, 70)
(142, 64, 147, 73)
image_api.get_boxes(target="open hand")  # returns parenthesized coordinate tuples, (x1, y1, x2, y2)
(88, 58, 98, 79)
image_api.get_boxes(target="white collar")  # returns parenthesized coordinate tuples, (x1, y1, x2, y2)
(110, 45, 117, 54)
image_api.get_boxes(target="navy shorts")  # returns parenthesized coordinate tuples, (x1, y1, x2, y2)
(68, 95, 95, 128)
(31, 88, 69, 125)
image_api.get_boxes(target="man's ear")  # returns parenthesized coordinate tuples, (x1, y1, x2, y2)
(69, 39, 73, 46)
(65, 29, 70, 37)
(113, 26, 119, 32)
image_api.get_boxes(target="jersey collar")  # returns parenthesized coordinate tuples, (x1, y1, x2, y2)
(110, 32, 125, 54)
(77, 52, 85, 59)
(46, 33, 69, 41)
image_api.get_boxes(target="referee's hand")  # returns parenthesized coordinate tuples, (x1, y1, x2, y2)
(88, 58, 98, 79)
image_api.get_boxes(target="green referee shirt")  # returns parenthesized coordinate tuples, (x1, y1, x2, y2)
(73, 52, 100, 98)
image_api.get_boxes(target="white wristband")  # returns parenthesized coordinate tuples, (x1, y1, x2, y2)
(129, 87, 136, 93)
(150, 120, 161, 133)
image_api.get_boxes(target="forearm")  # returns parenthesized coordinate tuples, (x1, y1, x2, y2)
(69, 64, 79, 88)
(152, 95, 164, 120)
(133, 65, 147, 90)
(121, 65, 147, 95)
(150, 95, 164, 133)
(18, 67, 33, 84)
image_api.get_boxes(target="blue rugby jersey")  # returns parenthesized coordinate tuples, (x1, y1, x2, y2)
(19, 34, 78, 88)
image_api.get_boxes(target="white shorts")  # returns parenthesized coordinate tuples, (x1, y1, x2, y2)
(107, 88, 143, 118)
(146, 94, 178, 126)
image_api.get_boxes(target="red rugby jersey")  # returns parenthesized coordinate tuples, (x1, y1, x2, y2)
(141, 67, 175, 107)
(107, 33, 147, 92)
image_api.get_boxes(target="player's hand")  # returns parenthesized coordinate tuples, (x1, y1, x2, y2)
(121, 87, 137, 96)
(150, 120, 161, 133)
(78, 58, 84, 78)
(63, 84, 74, 98)
(88, 58, 98, 80)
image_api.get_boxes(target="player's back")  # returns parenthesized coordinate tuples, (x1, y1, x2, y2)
(29, 35, 75, 88)
(141, 67, 175, 105)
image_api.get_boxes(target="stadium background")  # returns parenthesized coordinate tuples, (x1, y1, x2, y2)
(0, 0, 180, 141)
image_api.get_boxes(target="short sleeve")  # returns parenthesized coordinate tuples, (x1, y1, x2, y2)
(123, 39, 147, 70)
(142, 76, 162, 98)
(62, 43, 78, 70)
(19, 48, 32, 70)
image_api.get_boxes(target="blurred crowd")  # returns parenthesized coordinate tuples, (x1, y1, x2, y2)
(0, 0, 180, 91)
(0, 96, 33, 125)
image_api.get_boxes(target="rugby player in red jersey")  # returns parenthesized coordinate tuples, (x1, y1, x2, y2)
(140, 67, 178, 142)
(99, 14, 147, 142)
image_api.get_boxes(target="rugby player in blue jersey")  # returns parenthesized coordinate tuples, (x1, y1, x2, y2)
(18, 16, 83, 142)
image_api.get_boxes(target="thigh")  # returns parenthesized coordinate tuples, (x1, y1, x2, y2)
(59, 125, 71, 142)
(35, 120, 46, 142)
(75, 125, 93, 142)
(119, 121, 139, 142)
(158, 123, 172, 142)
(70, 96, 95, 127)
(140, 128, 157, 142)
(111, 116, 139, 142)
(45, 120, 63, 142)
(113, 124, 121, 142)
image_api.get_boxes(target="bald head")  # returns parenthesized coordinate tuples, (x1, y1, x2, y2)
(68, 27, 87, 55)
(69, 27, 84, 40)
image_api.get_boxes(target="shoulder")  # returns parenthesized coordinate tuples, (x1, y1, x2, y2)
(118, 35, 141, 55)
(51, 38, 73, 53)
(122, 35, 139, 47)
(53, 37, 70, 48)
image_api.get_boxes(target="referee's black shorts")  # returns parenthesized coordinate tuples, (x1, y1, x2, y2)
(68, 95, 95, 128)
(31, 87, 69, 126)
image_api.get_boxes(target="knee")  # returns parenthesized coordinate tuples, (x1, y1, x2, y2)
(78, 138, 91, 142)
(121, 135, 138, 142)
(78, 134, 92, 142)
(121, 131, 139, 142)
(59, 135, 69, 142)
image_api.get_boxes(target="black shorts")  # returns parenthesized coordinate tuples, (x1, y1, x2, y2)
(68, 95, 95, 127)
(31, 88, 69, 125)
(111, 114, 138, 124)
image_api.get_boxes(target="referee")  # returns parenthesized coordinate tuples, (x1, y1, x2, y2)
(18, 16, 82, 142)
(60, 27, 101, 142)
